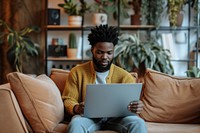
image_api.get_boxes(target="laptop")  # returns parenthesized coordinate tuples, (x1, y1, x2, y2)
(84, 83, 142, 118)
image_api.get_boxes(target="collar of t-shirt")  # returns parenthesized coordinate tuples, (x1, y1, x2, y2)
(95, 71, 109, 84)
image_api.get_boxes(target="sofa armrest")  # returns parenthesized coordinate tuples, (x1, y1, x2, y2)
(0, 83, 29, 133)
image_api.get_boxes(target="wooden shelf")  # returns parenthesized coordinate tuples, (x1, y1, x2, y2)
(47, 57, 91, 61)
(119, 25, 155, 30)
(47, 57, 82, 61)
(47, 25, 82, 30)
(47, 25, 156, 31)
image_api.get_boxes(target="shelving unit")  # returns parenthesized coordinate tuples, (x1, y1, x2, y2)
(45, 0, 199, 76)
(153, 2, 199, 76)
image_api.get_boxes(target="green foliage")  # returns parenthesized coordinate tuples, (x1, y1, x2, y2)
(114, 33, 174, 75)
(186, 66, 200, 77)
(58, 0, 91, 16)
(167, 0, 186, 27)
(193, 0, 200, 25)
(0, 20, 40, 72)
(92, 0, 130, 20)
(68, 33, 77, 48)
(110, 0, 130, 20)
(141, 0, 165, 27)
(93, 0, 113, 13)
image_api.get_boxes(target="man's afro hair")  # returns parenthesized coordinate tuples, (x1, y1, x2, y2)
(88, 24, 119, 46)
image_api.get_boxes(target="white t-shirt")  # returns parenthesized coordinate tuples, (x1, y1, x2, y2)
(95, 71, 109, 84)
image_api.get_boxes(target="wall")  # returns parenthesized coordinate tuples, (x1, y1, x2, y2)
(0, 0, 46, 84)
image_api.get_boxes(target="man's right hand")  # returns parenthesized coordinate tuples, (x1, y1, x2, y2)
(73, 102, 84, 114)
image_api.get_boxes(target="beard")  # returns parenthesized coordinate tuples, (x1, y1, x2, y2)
(92, 56, 113, 72)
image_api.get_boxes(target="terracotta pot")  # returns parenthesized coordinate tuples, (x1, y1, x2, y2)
(169, 11, 184, 27)
(68, 16, 82, 26)
(176, 11, 184, 27)
(67, 48, 77, 58)
(131, 14, 141, 25)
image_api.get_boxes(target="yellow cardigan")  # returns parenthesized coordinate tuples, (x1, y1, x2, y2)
(62, 61, 136, 115)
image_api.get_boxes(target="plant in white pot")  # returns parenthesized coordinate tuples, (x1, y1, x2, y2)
(0, 20, 40, 73)
(58, 0, 91, 26)
(67, 32, 77, 58)
(92, 0, 114, 26)
(113, 33, 174, 79)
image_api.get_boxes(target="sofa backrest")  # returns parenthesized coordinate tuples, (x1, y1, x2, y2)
(50, 68, 70, 94)
(140, 68, 200, 124)
(50, 68, 138, 94)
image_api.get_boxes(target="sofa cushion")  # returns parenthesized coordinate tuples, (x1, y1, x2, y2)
(7, 72, 64, 132)
(140, 69, 200, 123)
(50, 68, 70, 94)
(146, 122, 200, 133)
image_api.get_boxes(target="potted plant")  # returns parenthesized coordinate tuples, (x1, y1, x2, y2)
(92, 0, 114, 25)
(186, 66, 200, 77)
(58, 0, 91, 26)
(67, 32, 77, 58)
(167, 0, 186, 27)
(0, 20, 40, 73)
(94, 0, 131, 24)
(141, 0, 165, 27)
(113, 33, 174, 78)
(128, 0, 142, 25)
(111, 0, 131, 22)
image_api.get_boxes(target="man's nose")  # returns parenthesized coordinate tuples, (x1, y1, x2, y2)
(102, 53, 108, 59)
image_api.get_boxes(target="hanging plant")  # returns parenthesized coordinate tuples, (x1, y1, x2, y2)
(141, 0, 165, 27)
(167, 0, 186, 27)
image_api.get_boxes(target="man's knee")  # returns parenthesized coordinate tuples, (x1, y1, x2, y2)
(135, 117, 145, 125)
(69, 116, 86, 127)
(128, 116, 147, 133)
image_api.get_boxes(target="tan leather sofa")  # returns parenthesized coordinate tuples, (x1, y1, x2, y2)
(1, 68, 200, 133)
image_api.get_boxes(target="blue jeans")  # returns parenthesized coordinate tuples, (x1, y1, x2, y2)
(67, 115, 147, 133)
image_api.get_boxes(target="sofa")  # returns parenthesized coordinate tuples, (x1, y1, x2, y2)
(1, 68, 200, 133)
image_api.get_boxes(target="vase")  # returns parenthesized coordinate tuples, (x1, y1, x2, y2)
(68, 16, 82, 26)
(93, 13, 108, 26)
(169, 11, 184, 27)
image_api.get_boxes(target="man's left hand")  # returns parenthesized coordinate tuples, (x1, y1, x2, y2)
(128, 100, 144, 114)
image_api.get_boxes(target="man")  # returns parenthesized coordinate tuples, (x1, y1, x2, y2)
(62, 24, 147, 133)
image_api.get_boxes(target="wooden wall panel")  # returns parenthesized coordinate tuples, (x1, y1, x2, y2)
(0, 0, 46, 84)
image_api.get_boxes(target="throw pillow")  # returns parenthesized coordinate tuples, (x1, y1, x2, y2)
(140, 69, 200, 124)
(7, 72, 64, 132)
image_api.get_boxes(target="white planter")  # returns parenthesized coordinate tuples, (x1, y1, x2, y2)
(93, 13, 107, 26)
(175, 31, 186, 44)
(68, 16, 82, 26)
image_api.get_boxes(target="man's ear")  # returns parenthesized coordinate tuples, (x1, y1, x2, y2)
(91, 47, 93, 53)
